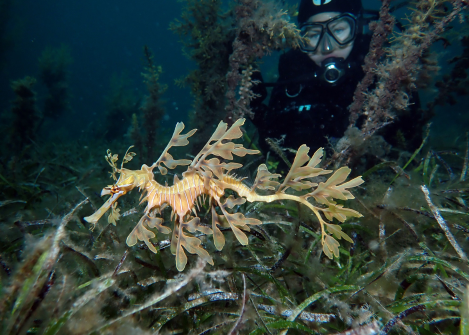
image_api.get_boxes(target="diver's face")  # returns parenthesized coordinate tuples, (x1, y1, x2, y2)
(306, 12, 354, 67)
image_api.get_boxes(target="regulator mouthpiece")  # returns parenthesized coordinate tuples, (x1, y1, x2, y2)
(318, 57, 347, 85)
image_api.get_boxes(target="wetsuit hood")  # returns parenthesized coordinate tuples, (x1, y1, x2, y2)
(298, 0, 364, 26)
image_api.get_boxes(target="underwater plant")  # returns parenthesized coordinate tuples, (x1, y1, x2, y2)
(104, 72, 139, 141)
(225, 0, 302, 122)
(7, 76, 40, 152)
(349, 0, 466, 141)
(139, 45, 167, 163)
(1, 133, 468, 334)
(170, 0, 235, 146)
(38, 45, 72, 121)
(84, 119, 364, 271)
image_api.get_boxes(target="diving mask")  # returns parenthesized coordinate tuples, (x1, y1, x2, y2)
(300, 13, 357, 53)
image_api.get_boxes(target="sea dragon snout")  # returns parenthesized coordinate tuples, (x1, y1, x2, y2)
(84, 165, 154, 226)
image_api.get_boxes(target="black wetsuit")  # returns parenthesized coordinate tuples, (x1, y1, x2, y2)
(251, 29, 430, 158)
(251, 33, 371, 153)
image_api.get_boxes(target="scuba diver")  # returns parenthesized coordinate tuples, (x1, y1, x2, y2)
(251, 0, 423, 156)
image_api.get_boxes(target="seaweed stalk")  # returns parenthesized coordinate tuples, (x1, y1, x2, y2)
(421, 185, 467, 260)
(228, 273, 247, 335)
(2, 198, 89, 335)
(461, 132, 468, 182)
(92, 259, 206, 332)
(462, 284, 469, 335)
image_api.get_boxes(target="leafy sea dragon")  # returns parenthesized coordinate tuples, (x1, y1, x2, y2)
(84, 119, 364, 271)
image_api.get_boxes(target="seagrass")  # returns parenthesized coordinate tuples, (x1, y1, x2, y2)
(85, 119, 364, 271)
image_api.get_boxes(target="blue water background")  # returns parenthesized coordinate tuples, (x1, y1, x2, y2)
(0, 0, 467, 146)
(1, 0, 194, 140)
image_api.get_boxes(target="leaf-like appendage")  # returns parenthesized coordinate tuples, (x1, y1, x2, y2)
(224, 195, 246, 209)
(335, 176, 365, 200)
(190, 122, 228, 163)
(252, 164, 281, 191)
(206, 142, 259, 161)
(152, 122, 196, 174)
(208, 121, 229, 142)
(310, 167, 364, 205)
(126, 218, 154, 252)
(184, 216, 213, 235)
(325, 223, 353, 243)
(108, 203, 121, 226)
(278, 146, 332, 192)
(307, 147, 324, 168)
(122, 150, 136, 165)
(126, 214, 170, 253)
(279, 145, 310, 190)
(146, 214, 172, 234)
(170, 122, 197, 147)
(323, 235, 340, 259)
(158, 152, 192, 174)
(175, 228, 188, 272)
(170, 225, 178, 255)
(282, 179, 317, 191)
(212, 142, 238, 160)
(212, 206, 226, 251)
(323, 204, 363, 223)
(232, 144, 260, 157)
(175, 218, 214, 271)
(219, 119, 244, 140)
(219, 205, 262, 245)
(157, 164, 168, 175)
(199, 158, 242, 179)
(191, 119, 259, 172)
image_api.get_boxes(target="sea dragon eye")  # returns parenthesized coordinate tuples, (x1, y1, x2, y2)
(109, 185, 121, 194)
